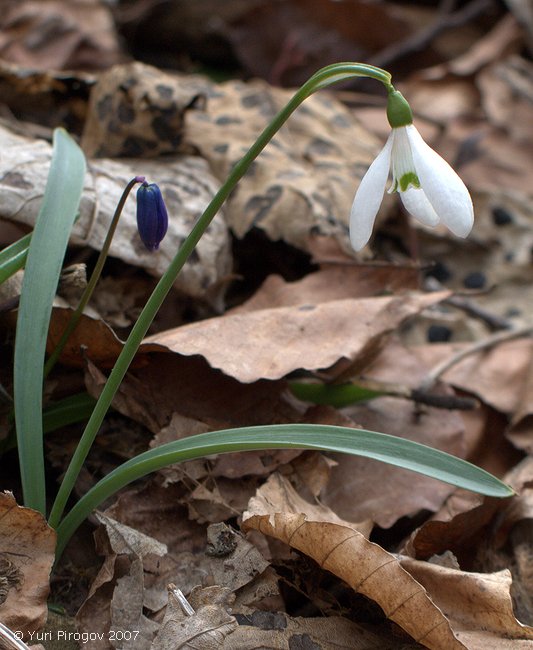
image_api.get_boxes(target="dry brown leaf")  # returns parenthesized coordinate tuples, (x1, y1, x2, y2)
(102, 482, 243, 615)
(242, 477, 465, 650)
(223, 614, 418, 649)
(76, 513, 166, 649)
(183, 73, 383, 252)
(0, 492, 56, 640)
(225, 0, 410, 86)
(81, 62, 205, 158)
(230, 265, 420, 314)
(0, 0, 121, 70)
(153, 585, 237, 650)
(401, 557, 533, 649)
(143, 291, 449, 383)
(248, 473, 372, 537)
(402, 490, 502, 562)
(205, 523, 270, 593)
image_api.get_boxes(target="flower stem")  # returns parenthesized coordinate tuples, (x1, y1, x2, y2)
(44, 177, 145, 378)
(48, 62, 392, 530)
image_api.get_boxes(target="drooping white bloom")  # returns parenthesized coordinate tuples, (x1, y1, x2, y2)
(350, 124, 474, 251)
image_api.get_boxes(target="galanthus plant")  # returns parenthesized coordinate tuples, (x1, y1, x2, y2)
(350, 88, 474, 250)
(1, 62, 512, 568)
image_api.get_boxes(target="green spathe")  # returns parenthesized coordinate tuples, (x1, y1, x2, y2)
(387, 89, 413, 128)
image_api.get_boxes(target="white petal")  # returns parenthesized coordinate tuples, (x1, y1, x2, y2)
(406, 125, 474, 238)
(350, 133, 393, 251)
(400, 188, 440, 226)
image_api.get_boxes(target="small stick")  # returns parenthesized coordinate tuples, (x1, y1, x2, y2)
(419, 325, 533, 393)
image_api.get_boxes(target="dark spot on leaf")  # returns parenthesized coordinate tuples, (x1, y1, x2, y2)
(151, 111, 182, 146)
(241, 93, 263, 108)
(97, 94, 113, 120)
(121, 136, 158, 157)
(289, 634, 321, 650)
(427, 325, 452, 343)
(332, 113, 350, 128)
(117, 102, 135, 124)
(492, 206, 513, 226)
(119, 76, 138, 91)
(188, 248, 200, 265)
(213, 143, 228, 154)
(236, 610, 287, 630)
(245, 185, 283, 225)
(156, 84, 174, 100)
(463, 271, 486, 289)
(427, 261, 452, 283)
(0, 171, 32, 189)
(308, 137, 337, 156)
(216, 115, 241, 125)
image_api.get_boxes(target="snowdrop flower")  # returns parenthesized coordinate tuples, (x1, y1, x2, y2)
(350, 89, 473, 251)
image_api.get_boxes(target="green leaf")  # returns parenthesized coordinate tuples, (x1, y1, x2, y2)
(13, 128, 86, 513)
(55, 423, 513, 558)
(43, 393, 97, 434)
(289, 381, 384, 408)
(0, 233, 31, 285)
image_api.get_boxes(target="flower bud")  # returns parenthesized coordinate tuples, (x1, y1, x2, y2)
(136, 182, 169, 251)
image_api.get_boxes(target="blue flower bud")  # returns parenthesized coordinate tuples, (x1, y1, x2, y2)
(136, 182, 169, 251)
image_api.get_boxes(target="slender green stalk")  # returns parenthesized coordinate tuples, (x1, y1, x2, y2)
(55, 423, 513, 558)
(44, 177, 145, 378)
(48, 62, 394, 528)
(14, 129, 85, 513)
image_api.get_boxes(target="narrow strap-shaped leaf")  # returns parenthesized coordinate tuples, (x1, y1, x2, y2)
(14, 128, 86, 513)
(0, 232, 31, 284)
(55, 424, 513, 557)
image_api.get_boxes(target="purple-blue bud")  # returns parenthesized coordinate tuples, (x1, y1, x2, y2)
(136, 182, 169, 251)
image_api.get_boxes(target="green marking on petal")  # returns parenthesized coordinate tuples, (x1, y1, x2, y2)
(399, 172, 420, 192)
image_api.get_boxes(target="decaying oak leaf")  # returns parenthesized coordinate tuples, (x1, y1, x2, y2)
(401, 557, 533, 649)
(184, 74, 383, 252)
(143, 291, 449, 383)
(81, 62, 206, 158)
(76, 513, 167, 649)
(230, 265, 420, 313)
(0, 124, 231, 302)
(0, 0, 121, 71)
(247, 473, 372, 537)
(223, 614, 420, 649)
(152, 585, 237, 650)
(47, 308, 126, 369)
(0, 492, 56, 640)
(402, 490, 501, 562)
(242, 476, 465, 650)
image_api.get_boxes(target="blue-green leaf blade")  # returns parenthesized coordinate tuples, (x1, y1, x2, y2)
(0, 232, 31, 284)
(14, 128, 86, 513)
(56, 424, 513, 556)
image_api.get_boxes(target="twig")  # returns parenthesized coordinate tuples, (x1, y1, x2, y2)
(424, 277, 513, 331)
(354, 377, 477, 410)
(419, 325, 533, 393)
